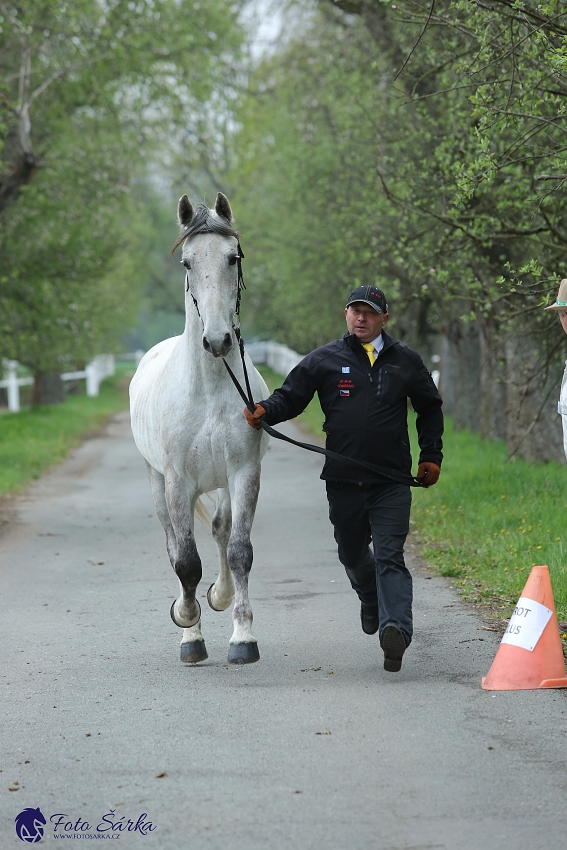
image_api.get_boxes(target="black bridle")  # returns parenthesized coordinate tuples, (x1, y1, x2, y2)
(186, 240, 426, 488)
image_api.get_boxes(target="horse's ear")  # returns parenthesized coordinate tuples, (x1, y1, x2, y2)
(178, 195, 194, 227)
(214, 192, 233, 223)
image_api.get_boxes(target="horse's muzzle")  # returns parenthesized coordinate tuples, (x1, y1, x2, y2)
(203, 333, 233, 358)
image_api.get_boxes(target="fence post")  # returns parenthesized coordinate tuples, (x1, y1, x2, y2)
(6, 361, 20, 413)
(85, 361, 99, 397)
(103, 354, 115, 377)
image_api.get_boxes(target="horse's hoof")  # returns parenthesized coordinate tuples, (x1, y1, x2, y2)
(170, 599, 201, 629)
(180, 640, 208, 664)
(207, 583, 232, 612)
(228, 642, 260, 664)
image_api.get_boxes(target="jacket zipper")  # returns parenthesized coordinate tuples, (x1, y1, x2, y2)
(354, 339, 390, 460)
(359, 352, 372, 458)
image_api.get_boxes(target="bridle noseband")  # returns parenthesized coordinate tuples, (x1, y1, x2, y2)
(184, 239, 245, 323)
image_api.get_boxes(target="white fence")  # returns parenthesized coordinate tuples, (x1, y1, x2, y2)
(245, 341, 304, 375)
(0, 355, 116, 413)
(1, 339, 433, 414)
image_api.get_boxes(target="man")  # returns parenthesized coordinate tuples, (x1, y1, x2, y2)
(244, 286, 443, 672)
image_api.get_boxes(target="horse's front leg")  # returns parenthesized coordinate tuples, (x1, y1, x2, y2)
(164, 469, 207, 664)
(207, 487, 234, 612)
(227, 462, 261, 664)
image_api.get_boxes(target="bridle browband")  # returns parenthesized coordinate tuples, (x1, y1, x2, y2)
(183, 235, 426, 488)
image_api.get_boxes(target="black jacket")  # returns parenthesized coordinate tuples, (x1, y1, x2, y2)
(260, 330, 443, 483)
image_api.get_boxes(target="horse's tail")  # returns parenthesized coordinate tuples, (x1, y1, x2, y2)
(195, 495, 213, 530)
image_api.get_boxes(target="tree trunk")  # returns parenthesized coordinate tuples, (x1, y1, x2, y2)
(33, 373, 64, 406)
(477, 313, 508, 441)
(438, 331, 456, 417)
(0, 149, 43, 214)
(396, 294, 433, 355)
(445, 315, 481, 433)
(505, 335, 565, 463)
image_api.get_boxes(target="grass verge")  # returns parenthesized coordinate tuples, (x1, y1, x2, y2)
(410, 418, 567, 624)
(257, 363, 567, 624)
(0, 364, 131, 498)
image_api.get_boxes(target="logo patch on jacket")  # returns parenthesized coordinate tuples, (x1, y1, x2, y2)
(342, 367, 350, 373)
(338, 378, 354, 397)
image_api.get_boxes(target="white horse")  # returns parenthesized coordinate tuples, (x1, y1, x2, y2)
(130, 192, 269, 664)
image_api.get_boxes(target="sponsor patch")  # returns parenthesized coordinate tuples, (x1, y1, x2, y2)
(342, 367, 350, 373)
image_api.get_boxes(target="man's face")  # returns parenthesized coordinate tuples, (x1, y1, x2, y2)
(345, 302, 389, 343)
(560, 310, 567, 336)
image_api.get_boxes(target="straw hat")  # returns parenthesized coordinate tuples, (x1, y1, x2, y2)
(544, 279, 567, 311)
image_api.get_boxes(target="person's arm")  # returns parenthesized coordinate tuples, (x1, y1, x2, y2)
(260, 355, 320, 423)
(406, 353, 444, 470)
(245, 354, 320, 428)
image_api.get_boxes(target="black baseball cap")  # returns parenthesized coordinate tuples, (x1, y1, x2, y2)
(346, 285, 388, 314)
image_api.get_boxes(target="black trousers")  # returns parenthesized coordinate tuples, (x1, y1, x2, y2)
(326, 481, 413, 644)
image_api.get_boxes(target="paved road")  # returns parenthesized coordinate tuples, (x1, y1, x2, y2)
(1, 411, 566, 849)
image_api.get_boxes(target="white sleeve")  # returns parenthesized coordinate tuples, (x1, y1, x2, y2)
(560, 363, 567, 460)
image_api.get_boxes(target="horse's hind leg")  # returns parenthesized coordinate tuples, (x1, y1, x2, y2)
(207, 488, 234, 612)
(227, 463, 261, 664)
(147, 463, 207, 664)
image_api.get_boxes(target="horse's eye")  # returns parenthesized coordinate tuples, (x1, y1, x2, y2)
(228, 255, 238, 266)
(182, 259, 191, 270)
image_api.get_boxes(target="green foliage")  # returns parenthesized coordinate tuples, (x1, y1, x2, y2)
(229, 0, 567, 358)
(0, 0, 244, 379)
(0, 128, 144, 371)
(0, 366, 130, 496)
(229, 17, 396, 352)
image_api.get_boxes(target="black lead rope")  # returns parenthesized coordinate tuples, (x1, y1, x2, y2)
(223, 331, 427, 490)
(186, 235, 426, 488)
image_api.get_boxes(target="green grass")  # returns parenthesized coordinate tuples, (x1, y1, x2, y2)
(257, 363, 567, 622)
(0, 364, 132, 497)
(410, 419, 567, 623)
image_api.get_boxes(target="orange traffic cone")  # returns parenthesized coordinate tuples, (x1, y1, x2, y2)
(482, 565, 567, 691)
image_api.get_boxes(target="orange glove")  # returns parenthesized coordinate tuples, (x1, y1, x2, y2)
(244, 404, 266, 430)
(417, 462, 440, 487)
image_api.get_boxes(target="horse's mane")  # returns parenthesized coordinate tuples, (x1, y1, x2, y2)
(171, 205, 239, 254)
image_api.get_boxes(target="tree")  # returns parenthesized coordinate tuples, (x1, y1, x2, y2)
(322, 0, 567, 459)
(0, 126, 143, 397)
(229, 12, 408, 353)
(229, 0, 567, 460)
(0, 0, 244, 401)
(0, 0, 243, 210)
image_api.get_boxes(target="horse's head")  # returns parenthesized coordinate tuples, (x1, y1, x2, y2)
(174, 193, 241, 358)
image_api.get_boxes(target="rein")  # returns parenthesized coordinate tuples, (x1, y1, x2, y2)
(187, 239, 426, 489)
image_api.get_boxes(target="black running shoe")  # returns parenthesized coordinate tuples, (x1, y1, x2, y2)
(380, 624, 407, 672)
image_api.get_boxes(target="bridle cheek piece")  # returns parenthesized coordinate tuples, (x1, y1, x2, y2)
(185, 240, 245, 326)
